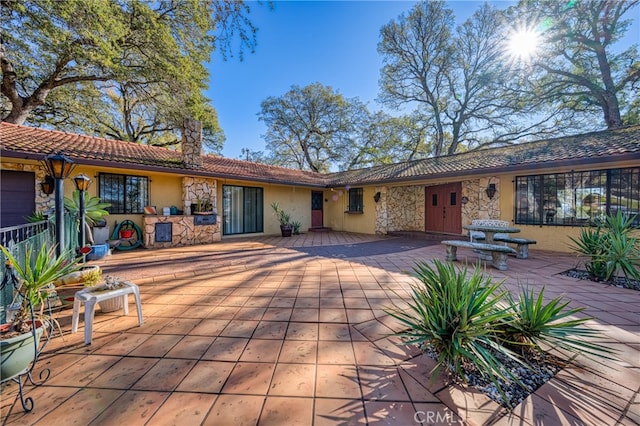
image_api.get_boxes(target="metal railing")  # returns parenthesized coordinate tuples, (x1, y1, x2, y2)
(0, 214, 79, 322)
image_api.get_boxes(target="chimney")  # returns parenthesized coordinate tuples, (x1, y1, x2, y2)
(182, 118, 203, 168)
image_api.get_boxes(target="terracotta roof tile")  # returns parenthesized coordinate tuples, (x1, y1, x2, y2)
(326, 125, 640, 186)
(0, 122, 326, 186)
(1, 122, 637, 188)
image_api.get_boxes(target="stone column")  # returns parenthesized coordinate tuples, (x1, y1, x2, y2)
(182, 118, 203, 169)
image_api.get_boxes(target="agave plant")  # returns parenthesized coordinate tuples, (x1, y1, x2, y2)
(1, 244, 81, 336)
(569, 211, 639, 282)
(499, 287, 614, 359)
(64, 190, 110, 226)
(385, 260, 521, 394)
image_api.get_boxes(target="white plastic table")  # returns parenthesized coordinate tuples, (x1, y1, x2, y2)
(71, 281, 143, 345)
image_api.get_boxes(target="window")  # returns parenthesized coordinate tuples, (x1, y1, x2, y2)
(98, 173, 149, 214)
(222, 185, 264, 235)
(347, 187, 364, 213)
(515, 167, 639, 226)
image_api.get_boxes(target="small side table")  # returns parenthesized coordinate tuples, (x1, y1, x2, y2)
(71, 281, 143, 345)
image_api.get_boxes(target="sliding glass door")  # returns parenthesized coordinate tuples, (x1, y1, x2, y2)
(222, 185, 264, 235)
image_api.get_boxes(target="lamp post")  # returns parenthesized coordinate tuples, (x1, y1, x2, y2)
(73, 174, 91, 252)
(45, 152, 75, 257)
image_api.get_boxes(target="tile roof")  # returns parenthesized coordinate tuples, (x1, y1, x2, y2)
(1, 122, 638, 188)
(327, 125, 640, 186)
(0, 122, 326, 187)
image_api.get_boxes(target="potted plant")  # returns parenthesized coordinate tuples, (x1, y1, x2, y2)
(1, 244, 81, 381)
(64, 190, 111, 245)
(271, 202, 293, 237)
(191, 195, 213, 215)
(53, 265, 102, 307)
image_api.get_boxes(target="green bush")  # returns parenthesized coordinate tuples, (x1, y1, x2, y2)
(569, 211, 640, 282)
(386, 260, 613, 407)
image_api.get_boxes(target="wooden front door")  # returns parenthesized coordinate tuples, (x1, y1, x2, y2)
(311, 191, 324, 228)
(425, 183, 462, 234)
(1, 170, 35, 228)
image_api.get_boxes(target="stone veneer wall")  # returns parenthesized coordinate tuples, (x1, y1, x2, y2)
(385, 185, 425, 232)
(182, 177, 217, 215)
(461, 177, 501, 226)
(375, 178, 502, 235)
(143, 215, 220, 249)
(1, 161, 53, 213)
(182, 118, 203, 168)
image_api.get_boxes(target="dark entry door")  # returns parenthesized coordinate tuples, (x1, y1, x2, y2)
(0, 170, 35, 228)
(311, 191, 324, 228)
(425, 183, 462, 234)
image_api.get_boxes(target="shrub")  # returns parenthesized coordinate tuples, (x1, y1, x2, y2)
(386, 260, 613, 407)
(569, 211, 640, 282)
(499, 287, 613, 359)
(386, 260, 520, 393)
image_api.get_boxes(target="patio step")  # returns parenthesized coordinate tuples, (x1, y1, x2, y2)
(308, 227, 332, 232)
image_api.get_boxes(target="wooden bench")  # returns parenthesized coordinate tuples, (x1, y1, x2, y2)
(493, 236, 537, 259)
(442, 240, 517, 271)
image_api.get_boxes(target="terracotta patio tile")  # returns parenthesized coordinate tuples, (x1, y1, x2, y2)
(354, 319, 395, 342)
(160, 318, 202, 335)
(278, 339, 318, 364)
(352, 341, 396, 366)
(358, 366, 411, 401)
(90, 390, 168, 425)
(146, 392, 217, 426)
(132, 358, 197, 391)
(205, 305, 240, 319)
(286, 322, 319, 340)
(268, 363, 316, 396)
(313, 397, 366, 425)
(412, 403, 464, 425)
(319, 297, 344, 308)
(203, 394, 263, 425)
(315, 365, 361, 399)
(239, 338, 282, 362)
(128, 334, 182, 357)
(291, 307, 320, 322)
(46, 354, 121, 386)
(219, 319, 259, 338)
(2, 385, 77, 424)
(294, 297, 320, 308)
(32, 387, 123, 425)
(165, 335, 213, 359)
(259, 396, 314, 425)
(317, 341, 356, 364)
(363, 400, 421, 425)
(261, 307, 293, 321)
(189, 319, 230, 336)
(201, 336, 249, 361)
(253, 320, 288, 339)
(346, 308, 376, 324)
(269, 297, 296, 308)
(435, 383, 505, 426)
(319, 323, 351, 341)
(397, 367, 441, 403)
(221, 362, 274, 395)
(233, 306, 267, 320)
(88, 356, 157, 389)
(176, 360, 234, 393)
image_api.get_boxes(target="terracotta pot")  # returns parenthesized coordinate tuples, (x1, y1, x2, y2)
(120, 229, 135, 239)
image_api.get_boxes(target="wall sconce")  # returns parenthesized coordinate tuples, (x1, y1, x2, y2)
(485, 183, 497, 200)
(40, 175, 55, 195)
(373, 192, 381, 203)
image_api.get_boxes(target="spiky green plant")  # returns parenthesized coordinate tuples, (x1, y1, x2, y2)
(499, 287, 614, 359)
(1, 244, 80, 334)
(385, 260, 521, 394)
(64, 190, 110, 226)
(569, 211, 639, 282)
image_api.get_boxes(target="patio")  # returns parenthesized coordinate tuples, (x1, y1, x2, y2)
(1, 232, 639, 425)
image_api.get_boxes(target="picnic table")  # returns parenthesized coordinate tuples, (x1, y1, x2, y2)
(463, 223, 521, 261)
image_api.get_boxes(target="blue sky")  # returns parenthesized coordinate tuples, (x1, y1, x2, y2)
(207, 1, 639, 160)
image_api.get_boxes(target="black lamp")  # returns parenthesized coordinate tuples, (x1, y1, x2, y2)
(40, 175, 55, 195)
(485, 183, 497, 200)
(73, 174, 91, 251)
(44, 152, 75, 257)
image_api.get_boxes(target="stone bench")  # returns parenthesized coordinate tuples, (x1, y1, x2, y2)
(493, 236, 537, 259)
(442, 240, 517, 271)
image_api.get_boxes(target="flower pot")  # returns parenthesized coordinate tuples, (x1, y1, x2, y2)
(120, 229, 135, 239)
(280, 224, 293, 237)
(1, 322, 44, 381)
(98, 297, 123, 313)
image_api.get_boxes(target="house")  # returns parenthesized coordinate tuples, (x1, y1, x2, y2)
(1, 120, 638, 252)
